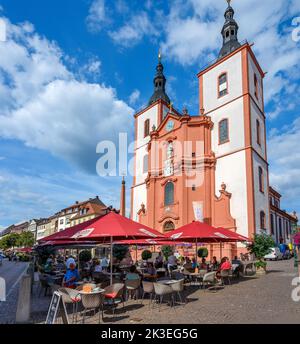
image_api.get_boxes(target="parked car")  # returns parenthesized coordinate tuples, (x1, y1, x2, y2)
(264, 247, 283, 261)
(0, 253, 6, 259)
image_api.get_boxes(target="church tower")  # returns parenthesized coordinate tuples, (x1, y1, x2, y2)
(131, 54, 171, 222)
(198, 0, 270, 238)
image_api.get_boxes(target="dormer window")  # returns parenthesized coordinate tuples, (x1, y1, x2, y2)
(218, 73, 228, 97)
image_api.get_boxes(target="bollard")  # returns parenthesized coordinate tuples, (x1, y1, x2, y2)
(16, 274, 31, 323)
(0, 277, 5, 302)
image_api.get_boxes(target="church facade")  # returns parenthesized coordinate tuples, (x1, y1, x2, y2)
(130, 2, 294, 251)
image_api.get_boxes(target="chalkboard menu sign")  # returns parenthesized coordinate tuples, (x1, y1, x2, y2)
(45, 291, 69, 324)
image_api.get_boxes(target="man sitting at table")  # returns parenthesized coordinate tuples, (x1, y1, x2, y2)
(63, 263, 80, 289)
(146, 262, 156, 276)
(155, 252, 163, 269)
(167, 253, 178, 273)
(199, 258, 208, 271)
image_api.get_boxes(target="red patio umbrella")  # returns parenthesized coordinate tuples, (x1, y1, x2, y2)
(165, 221, 249, 259)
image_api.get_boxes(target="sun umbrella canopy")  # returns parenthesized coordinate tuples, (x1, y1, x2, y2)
(115, 239, 187, 246)
(71, 212, 165, 241)
(165, 221, 249, 243)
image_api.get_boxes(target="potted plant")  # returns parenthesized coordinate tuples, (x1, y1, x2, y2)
(247, 234, 275, 275)
(141, 249, 152, 262)
(161, 245, 173, 261)
(197, 247, 208, 259)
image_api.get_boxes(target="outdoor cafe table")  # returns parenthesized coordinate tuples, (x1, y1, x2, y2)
(77, 288, 105, 295)
(157, 279, 178, 285)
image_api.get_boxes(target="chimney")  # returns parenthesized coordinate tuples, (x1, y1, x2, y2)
(120, 177, 126, 217)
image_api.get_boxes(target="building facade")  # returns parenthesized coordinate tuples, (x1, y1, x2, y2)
(131, 2, 296, 252)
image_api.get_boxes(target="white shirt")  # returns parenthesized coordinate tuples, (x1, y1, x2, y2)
(66, 257, 76, 269)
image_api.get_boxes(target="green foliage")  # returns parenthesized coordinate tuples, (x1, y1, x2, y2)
(141, 250, 152, 261)
(17, 231, 34, 248)
(161, 245, 173, 260)
(247, 234, 275, 261)
(255, 260, 267, 269)
(197, 247, 208, 258)
(16, 252, 30, 262)
(79, 249, 92, 262)
(35, 245, 56, 265)
(113, 245, 129, 262)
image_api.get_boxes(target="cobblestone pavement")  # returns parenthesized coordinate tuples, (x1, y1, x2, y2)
(0, 260, 29, 324)
(1, 259, 300, 324)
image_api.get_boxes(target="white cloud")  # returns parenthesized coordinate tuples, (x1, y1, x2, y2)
(129, 89, 140, 105)
(86, 0, 107, 33)
(109, 11, 159, 47)
(268, 117, 300, 213)
(0, 17, 134, 173)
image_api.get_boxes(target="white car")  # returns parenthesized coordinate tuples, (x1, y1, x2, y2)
(264, 247, 283, 261)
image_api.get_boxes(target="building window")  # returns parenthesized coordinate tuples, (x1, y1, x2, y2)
(279, 218, 282, 240)
(254, 73, 258, 99)
(219, 119, 229, 144)
(60, 219, 64, 225)
(260, 211, 266, 230)
(256, 119, 261, 145)
(163, 221, 175, 232)
(144, 119, 150, 138)
(218, 73, 228, 97)
(259, 166, 264, 193)
(192, 185, 196, 191)
(143, 154, 148, 174)
(164, 182, 174, 206)
(270, 213, 274, 235)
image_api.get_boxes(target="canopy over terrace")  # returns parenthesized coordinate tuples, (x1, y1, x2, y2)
(165, 221, 249, 259)
(40, 212, 166, 284)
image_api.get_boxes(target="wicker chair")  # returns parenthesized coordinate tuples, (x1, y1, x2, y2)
(153, 283, 174, 311)
(80, 292, 103, 324)
(202, 272, 219, 291)
(141, 281, 154, 307)
(58, 287, 81, 323)
(170, 279, 185, 304)
(220, 269, 231, 285)
(125, 279, 141, 300)
(103, 283, 125, 316)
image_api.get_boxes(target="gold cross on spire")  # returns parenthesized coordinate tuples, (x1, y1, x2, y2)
(158, 49, 162, 63)
(226, 0, 232, 6)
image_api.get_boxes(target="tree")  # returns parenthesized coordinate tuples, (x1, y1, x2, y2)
(141, 250, 152, 261)
(17, 231, 34, 248)
(7, 233, 19, 249)
(161, 245, 173, 260)
(247, 233, 275, 269)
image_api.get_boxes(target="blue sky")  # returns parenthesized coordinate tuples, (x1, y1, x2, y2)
(0, 0, 299, 228)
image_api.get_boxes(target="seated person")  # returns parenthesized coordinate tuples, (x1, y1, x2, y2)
(167, 253, 178, 272)
(210, 256, 219, 271)
(100, 256, 109, 272)
(220, 257, 232, 271)
(63, 263, 80, 289)
(56, 259, 66, 271)
(91, 260, 101, 273)
(125, 265, 141, 281)
(199, 258, 208, 271)
(145, 262, 156, 276)
(232, 255, 242, 265)
(155, 252, 163, 269)
(44, 260, 54, 274)
(191, 257, 198, 270)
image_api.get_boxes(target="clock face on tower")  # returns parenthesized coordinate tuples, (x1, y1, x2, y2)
(166, 120, 174, 132)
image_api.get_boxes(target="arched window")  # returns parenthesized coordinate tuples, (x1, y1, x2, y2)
(259, 166, 264, 193)
(164, 182, 174, 206)
(256, 119, 261, 145)
(143, 154, 148, 174)
(260, 211, 266, 230)
(144, 119, 150, 138)
(218, 73, 228, 97)
(254, 73, 258, 98)
(163, 221, 175, 232)
(270, 213, 274, 235)
(219, 119, 229, 144)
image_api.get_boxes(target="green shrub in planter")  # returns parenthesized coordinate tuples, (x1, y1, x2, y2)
(141, 250, 152, 261)
(247, 234, 274, 273)
(197, 247, 208, 258)
(161, 245, 173, 260)
(79, 250, 92, 263)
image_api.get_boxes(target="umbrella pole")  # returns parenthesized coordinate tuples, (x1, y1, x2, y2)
(135, 245, 138, 264)
(220, 242, 222, 259)
(110, 236, 113, 285)
(195, 238, 198, 265)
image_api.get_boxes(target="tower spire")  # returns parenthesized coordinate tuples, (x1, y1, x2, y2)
(148, 50, 170, 106)
(218, 0, 241, 59)
(120, 176, 126, 217)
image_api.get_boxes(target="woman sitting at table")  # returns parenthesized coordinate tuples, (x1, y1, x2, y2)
(199, 258, 208, 271)
(210, 256, 219, 271)
(216, 257, 232, 280)
(125, 265, 141, 281)
(63, 263, 80, 289)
